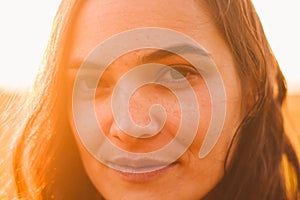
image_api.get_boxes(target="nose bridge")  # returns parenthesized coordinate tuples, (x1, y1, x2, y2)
(128, 86, 153, 126)
(113, 79, 161, 126)
(108, 90, 155, 144)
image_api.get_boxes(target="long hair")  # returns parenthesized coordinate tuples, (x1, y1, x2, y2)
(0, 88, 24, 199)
(9, 0, 300, 199)
(202, 1, 300, 199)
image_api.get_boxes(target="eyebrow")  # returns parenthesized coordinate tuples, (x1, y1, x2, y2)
(141, 44, 211, 62)
(69, 44, 211, 69)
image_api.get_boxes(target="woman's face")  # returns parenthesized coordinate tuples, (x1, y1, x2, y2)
(67, 0, 242, 199)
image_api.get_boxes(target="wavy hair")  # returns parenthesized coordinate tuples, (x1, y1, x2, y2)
(7, 0, 300, 199)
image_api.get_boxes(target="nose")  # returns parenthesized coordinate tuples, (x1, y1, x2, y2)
(109, 121, 137, 143)
(114, 83, 167, 132)
(107, 85, 168, 151)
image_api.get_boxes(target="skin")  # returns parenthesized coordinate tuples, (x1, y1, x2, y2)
(66, 0, 242, 199)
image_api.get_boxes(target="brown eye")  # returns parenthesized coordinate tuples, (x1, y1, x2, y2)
(77, 75, 98, 93)
(157, 65, 198, 82)
(155, 65, 200, 90)
(84, 77, 98, 89)
(170, 67, 194, 79)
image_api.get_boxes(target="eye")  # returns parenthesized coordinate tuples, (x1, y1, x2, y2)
(77, 75, 99, 93)
(157, 65, 199, 83)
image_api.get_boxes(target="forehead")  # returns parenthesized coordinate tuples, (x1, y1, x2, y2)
(74, 0, 209, 34)
(65, 0, 231, 69)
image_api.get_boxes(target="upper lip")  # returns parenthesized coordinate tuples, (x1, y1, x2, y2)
(106, 156, 175, 173)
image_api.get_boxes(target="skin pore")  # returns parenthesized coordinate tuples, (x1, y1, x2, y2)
(66, 0, 242, 199)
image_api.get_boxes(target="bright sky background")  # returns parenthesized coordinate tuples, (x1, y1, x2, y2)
(0, 1, 299, 94)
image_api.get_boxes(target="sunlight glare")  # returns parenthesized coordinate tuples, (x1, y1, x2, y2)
(0, 1, 61, 89)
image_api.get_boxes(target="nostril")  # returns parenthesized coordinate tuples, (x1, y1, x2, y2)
(109, 122, 124, 138)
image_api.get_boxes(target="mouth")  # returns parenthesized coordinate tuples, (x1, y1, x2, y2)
(106, 156, 178, 182)
(107, 156, 173, 173)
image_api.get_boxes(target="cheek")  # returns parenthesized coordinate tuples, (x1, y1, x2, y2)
(185, 80, 213, 154)
(187, 68, 242, 166)
(68, 74, 214, 156)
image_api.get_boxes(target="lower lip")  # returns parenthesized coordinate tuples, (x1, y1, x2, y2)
(113, 162, 178, 182)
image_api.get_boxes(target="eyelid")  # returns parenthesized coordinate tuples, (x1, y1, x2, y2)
(76, 64, 200, 95)
(156, 64, 198, 81)
(77, 69, 115, 95)
(170, 64, 198, 73)
(77, 67, 113, 82)
(76, 67, 105, 76)
(154, 64, 201, 90)
(76, 75, 98, 94)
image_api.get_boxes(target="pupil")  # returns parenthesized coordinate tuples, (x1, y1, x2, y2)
(86, 77, 98, 89)
(170, 69, 189, 79)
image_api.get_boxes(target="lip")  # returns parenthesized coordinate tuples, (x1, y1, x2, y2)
(108, 156, 172, 173)
(106, 156, 178, 182)
(112, 162, 178, 182)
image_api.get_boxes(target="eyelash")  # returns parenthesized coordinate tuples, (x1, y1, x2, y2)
(157, 65, 198, 81)
(77, 65, 200, 93)
(76, 70, 107, 95)
(155, 65, 200, 89)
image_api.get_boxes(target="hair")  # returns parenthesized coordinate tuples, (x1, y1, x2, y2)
(0, 88, 24, 199)
(2, 0, 299, 199)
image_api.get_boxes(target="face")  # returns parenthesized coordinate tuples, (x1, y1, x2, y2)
(66, 0, 242, 199)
